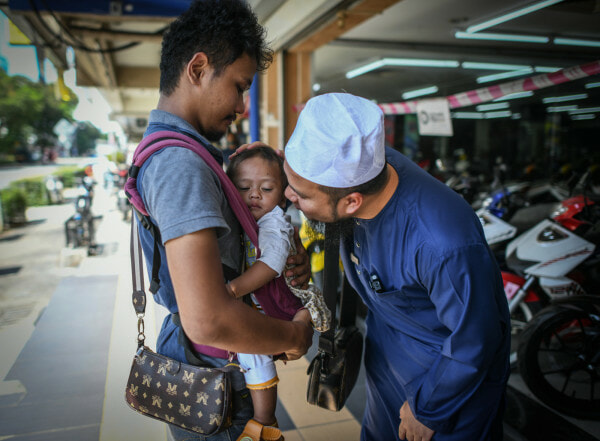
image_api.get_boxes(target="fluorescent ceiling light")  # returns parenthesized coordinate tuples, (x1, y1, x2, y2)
(571, 114, 595, 120)
(554, 37, 600, 48)
(402, 86, 439, 100)
(547, 105, 578, 112)
(455, 31, 549, 43)
(383, 58, 460, 68)
(476, 102, 510, 112)
(585, 82, 600, 89)
(463, 62, 531, 71)
(452, 112, 485, 119)
(466, 0, 565, 33)
(345, 60, 385, 79)
(542, 93, 588, 104)
(494, 91, 534, 101)
(345, 58, 459, 79)
(485, 110, 512, 119)
(477, 69, 533, 84)
(569, 107, 600, 115)
(534, 66, 562, 72)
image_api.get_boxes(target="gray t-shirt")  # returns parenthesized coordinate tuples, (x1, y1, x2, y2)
(136, 109, 243, 362)
(142, 147, 242, 271)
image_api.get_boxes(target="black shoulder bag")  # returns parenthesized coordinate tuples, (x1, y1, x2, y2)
(306, 223, 364, 411)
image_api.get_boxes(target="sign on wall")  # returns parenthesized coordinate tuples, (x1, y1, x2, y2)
(416, 98, 453, 137)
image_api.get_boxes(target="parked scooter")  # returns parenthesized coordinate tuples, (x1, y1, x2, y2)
(64, 176, 98, 255)
(115, 167, 130, 221)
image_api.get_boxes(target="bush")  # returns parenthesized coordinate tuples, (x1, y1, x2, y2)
(54, 166, 85, 188)
(14, 177, 47, 207)
(0, 186, 27, 224)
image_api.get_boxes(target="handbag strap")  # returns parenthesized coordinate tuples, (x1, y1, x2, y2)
(318, 224, 360, 356)
(130, 213, 148, 347)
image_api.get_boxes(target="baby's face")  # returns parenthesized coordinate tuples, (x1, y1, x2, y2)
(233, 156, 285, 220)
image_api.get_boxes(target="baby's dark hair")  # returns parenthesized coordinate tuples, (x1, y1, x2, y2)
(160, 0, 273, 95)
(226, 146, 287, 190)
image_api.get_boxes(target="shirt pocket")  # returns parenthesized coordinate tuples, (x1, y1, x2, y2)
(371, 288, 416, 312)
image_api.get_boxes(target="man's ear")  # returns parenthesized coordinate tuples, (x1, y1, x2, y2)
(339, 192, 363, 216)
(185, 52, 209, 86)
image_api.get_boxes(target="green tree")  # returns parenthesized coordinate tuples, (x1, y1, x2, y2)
(0, 69, 77, 157)
(73, 121, 102, 156)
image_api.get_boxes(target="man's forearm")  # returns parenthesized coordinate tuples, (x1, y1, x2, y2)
(165, 229, 312, 357)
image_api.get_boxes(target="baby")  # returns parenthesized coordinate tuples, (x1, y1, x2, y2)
(225, 146, 331, 441)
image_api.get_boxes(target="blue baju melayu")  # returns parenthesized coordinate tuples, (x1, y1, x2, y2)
(340, 148, 511, 441)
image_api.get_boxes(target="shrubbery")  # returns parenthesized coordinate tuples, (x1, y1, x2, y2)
(0, 165, 85, 226)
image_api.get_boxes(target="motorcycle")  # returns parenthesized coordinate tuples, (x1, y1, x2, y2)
(64, 176, 98, 255)
(115, 167, 131, 221)
(501, 191, 600, 418)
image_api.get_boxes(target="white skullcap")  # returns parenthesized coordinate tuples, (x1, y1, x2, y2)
(285, 93, 385, 188)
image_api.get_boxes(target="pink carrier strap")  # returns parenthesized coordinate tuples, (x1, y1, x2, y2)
(125, 131, 302, 360)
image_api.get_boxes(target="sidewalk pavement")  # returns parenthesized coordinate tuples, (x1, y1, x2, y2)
(1, 183, 599, 441)
(0, 185, 363, 441)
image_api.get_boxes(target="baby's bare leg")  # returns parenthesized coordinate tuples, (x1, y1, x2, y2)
(249, 385, 278, 426)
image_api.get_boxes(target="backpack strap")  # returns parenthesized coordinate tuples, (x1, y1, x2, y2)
(125, 130, 259, 247)
(124, 130, 262, 295)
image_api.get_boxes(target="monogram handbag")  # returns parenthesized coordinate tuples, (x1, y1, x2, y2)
(124, 216, 235, 436)
(306, 225, 363, 411)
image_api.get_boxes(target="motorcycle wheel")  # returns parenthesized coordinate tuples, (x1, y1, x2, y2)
(517, 303, 600, 420)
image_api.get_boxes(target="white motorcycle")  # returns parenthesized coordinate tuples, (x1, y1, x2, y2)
(502, 209, 600, 418)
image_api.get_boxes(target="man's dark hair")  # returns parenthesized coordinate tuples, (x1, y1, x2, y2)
(160, 0, 273, 95)
(318, 165, 389, 206)
(226, 146, 287, 189)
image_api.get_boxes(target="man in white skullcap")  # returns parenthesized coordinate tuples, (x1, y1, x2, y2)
(284, 93, 510, 441)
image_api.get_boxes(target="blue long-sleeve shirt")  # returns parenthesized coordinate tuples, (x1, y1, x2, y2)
(341, 148, 510, 439)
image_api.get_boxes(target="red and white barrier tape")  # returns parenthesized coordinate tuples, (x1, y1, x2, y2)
(378, 60, 600, 115)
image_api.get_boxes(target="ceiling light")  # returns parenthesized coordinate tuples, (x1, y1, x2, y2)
(511, 113, 522, 119)
(454, 31, 549, 43)
(554, 37, 600, 48)
(476, 69, 533, 84)
(485, 110, 512, 119)
(585, 82, 600, 89)
(534, 66, 562, 73)
(476, 102, 510, 112)
(542, 93, 588, 104)
(569, 107, 600, 115)
(494, 91, 534, 101)
(547, 105, 578, 112)
(571, 114, 595, 120)
(466, 0, 565, 33)
(402, 86, 439, 100)
(382, 58, 460, 68)
(452, 112, 484, 119)
(312, 83, 321, 92)
(345, 58, 459, 79)
(463, 62, 531, 71)
(345, 60, 385, 79)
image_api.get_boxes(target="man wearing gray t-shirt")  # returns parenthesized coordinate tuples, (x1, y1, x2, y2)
(135, 2, 313, 440)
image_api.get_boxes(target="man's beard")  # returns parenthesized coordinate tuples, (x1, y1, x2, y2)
(204, 128, 226, 143)
(305, 217, 355, 244)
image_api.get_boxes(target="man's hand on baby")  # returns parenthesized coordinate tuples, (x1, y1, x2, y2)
(285, 227, 311, 289)
(280, 309, 313, 362)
